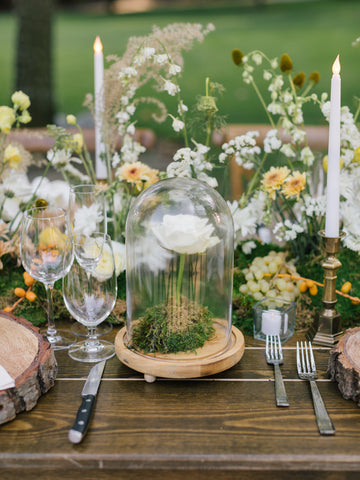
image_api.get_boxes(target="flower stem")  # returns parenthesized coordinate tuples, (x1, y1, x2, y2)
(176, 253, 185, 304)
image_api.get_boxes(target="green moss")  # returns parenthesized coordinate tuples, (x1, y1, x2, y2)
(130, 298, 215, 354)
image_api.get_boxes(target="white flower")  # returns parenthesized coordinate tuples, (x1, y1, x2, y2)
(172, 117, 184, 132)
(93, 242, 115, 282)
(242, 241, 256, 255)
(47, 148, 71, 168)
(169, 64, 182, 76)
(31, 178, 70, 210)
(164, 80, 180, 96)
(74, 203, 104, 237)
(178, 101, 188, 114)
(155, 54, 168, 64)
(152, 214, 220, 255)
(111, 241, 126, 275)
(263, 129, 282, 153)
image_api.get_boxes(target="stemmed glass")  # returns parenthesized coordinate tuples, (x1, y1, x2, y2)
(20, 206, 76, 350)
(69, 184, 112, 337)
(63, 234, 117, 362)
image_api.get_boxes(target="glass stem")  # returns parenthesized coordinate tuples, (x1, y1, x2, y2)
(86, 326, 102, 352)
(45, 283, 57, 338)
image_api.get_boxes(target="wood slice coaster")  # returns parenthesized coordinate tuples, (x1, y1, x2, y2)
(329, 327, 360, 406)
(0, 311, 57, 424)
(115, 322, 245, 382)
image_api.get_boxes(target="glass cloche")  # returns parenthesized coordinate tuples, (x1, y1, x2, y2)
(125, 177, 234, 362)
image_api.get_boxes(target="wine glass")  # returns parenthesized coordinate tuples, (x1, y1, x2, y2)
(63, 234, 117, 362)
(69, 184, 112, 336)
(20, 206, 76, 350)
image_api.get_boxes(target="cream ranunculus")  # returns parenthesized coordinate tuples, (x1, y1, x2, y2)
(111, 241, 126, 275)
(152, 214, 220, 254)
(93, 243, 116, 281)
(11, 91, 31, 110)
(0, 106, 16, 134)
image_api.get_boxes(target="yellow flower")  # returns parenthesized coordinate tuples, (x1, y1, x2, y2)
(281, 171, 306, 200)
(262, 166, 290, 199)
(66, 114, 77, 126)
(72, 133, 84, 154)
(18, 110, 32, 125)
(3, 145, 22, 169)
(11, 91, 30, 110)
(64, 133, 84, 154)
(353, 146, 360, 164)
(118, 161, 159, 189)
(0, 106, 16, 134)
(322, 155, 344, 171)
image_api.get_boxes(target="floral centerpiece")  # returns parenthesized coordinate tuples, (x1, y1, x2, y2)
(1, 23, 360, 335)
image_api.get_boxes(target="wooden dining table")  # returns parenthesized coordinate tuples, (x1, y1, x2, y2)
(1, 322, 360, 480)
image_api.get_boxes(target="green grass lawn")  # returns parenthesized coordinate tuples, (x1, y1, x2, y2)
(0, 0, 359, 139)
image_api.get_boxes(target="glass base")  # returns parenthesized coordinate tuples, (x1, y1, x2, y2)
(70, 321, 113, 337)
(68, 339, 115, 363)
(41, 328, 77, 351)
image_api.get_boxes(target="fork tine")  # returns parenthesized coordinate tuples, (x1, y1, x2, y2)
(296, 341, 301, 373)
(308, 342, 316, 373)
(276, 335, 282, 360)
(304, 341, 311, 374)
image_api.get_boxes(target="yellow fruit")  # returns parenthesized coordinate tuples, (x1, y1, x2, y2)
(323, 155, 344, 172)
(23, 271, 35, 286)
(14, 287, 26, 298)
(351, 298, 360, 306)
(3, 306, 12, 312)
(299, 281, 308, 293)
(25, 291, 37, 302)
(341, 281, 352, 294)
(306, 280, 314, 288)
(309, 285, 318, 296)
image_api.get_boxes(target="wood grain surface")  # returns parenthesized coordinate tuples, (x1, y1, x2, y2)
(0, 322, 359, 480)
(0, 311, 57, 424)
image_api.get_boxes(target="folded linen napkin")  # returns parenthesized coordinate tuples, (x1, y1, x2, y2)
(0, 364, 15, 390)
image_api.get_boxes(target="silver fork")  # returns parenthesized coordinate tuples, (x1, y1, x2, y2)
(265, 335, 289, 407)
(296, 341, 335, 435)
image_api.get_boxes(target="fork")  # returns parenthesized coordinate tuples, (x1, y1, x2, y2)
(296, 341, 335, 435)
(265, 335, 289, 407)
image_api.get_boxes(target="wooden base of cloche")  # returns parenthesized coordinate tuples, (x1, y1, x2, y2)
(115, 321, 245, 383)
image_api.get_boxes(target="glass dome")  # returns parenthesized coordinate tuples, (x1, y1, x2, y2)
(125, 177, 234, 360)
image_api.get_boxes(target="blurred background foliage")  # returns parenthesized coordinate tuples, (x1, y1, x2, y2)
(0, 0, 359, 138)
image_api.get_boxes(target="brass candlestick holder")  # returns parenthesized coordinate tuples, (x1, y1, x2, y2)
(307, 230, 345, 347)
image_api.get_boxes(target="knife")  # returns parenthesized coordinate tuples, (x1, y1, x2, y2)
(68, 360, 106, 444)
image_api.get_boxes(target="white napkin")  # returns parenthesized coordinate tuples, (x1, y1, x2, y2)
(0, 364, 15, 390)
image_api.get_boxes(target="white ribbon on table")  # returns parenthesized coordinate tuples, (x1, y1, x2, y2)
(0, 364, 15, 390)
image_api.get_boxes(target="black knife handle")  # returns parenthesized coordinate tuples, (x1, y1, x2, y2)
(68, 394, 96, 444)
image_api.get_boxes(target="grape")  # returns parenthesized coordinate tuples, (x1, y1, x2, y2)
(240, 251, 301, 304)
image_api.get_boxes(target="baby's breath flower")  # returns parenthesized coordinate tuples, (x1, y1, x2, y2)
(280, 53, 293, 73)
(171, 117, 185, 132)
(293, 72, 306, 89)
(252, 53, 262, 65)
(163, 80, 180, 96)
(169, 64, 182, 76)
(232, 48, 244, 66)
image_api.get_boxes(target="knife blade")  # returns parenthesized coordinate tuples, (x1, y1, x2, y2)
(68, 360, 106, 444)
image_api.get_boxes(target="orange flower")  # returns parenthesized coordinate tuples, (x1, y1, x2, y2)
(261, 166, 290, 199)
(117, 161, 158, 189)
(281, 171, 306, 200)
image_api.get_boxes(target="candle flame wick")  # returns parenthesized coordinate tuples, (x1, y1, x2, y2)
(94, 36, 103, 54)
(332, 54, 340, 75)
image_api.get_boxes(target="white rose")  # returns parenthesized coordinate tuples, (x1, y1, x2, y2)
(152, 214, 220, 255)
(111, 241, 126, 275)
(93, 243, 115, 282)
